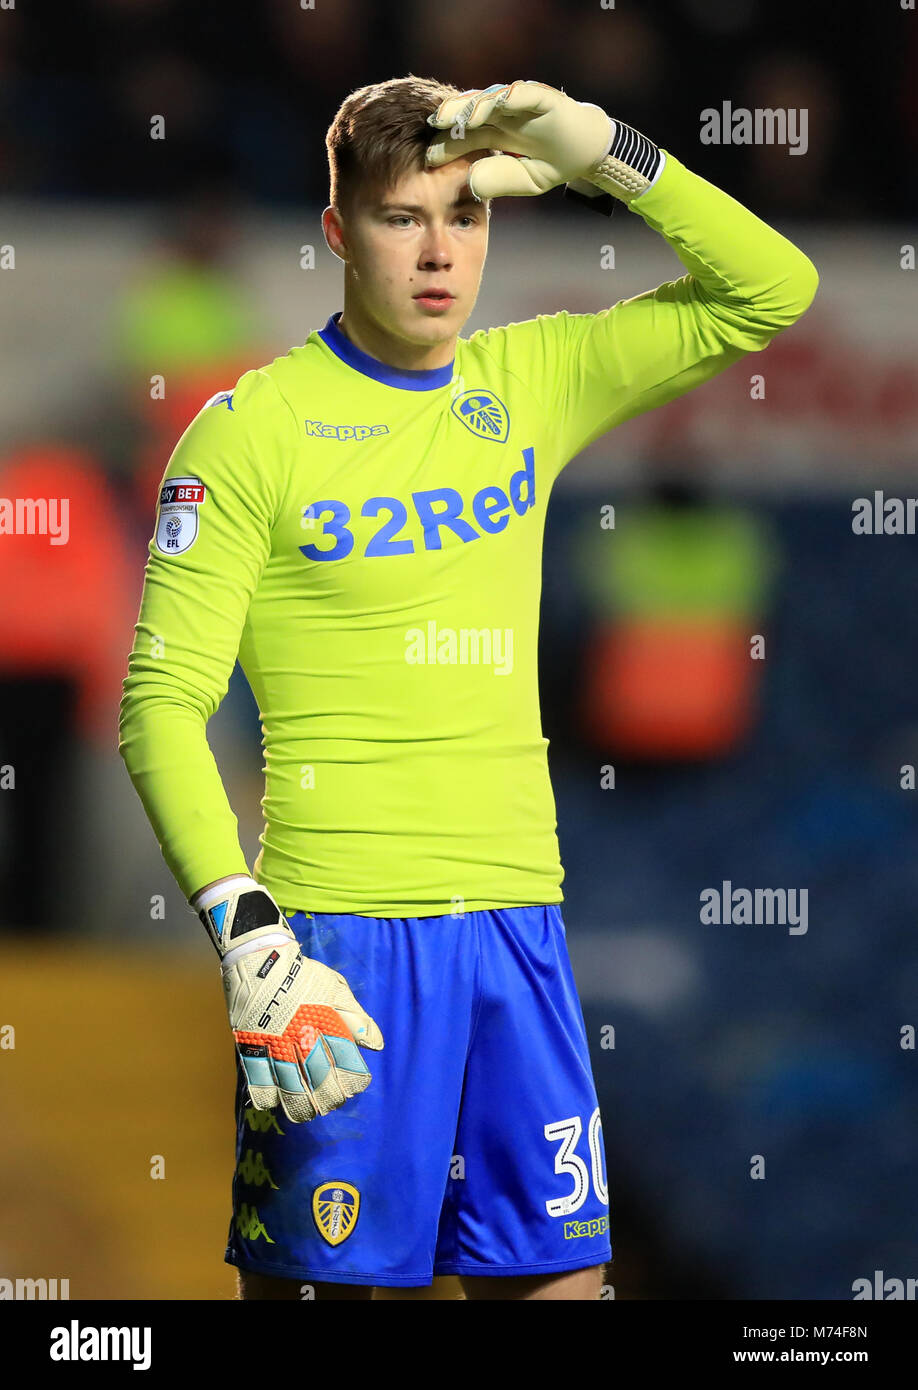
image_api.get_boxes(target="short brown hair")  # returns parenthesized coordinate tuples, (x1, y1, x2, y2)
(326, 74, 489, 216)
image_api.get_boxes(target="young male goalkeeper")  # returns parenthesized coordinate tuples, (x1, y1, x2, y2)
(119, 76, 817, 1301)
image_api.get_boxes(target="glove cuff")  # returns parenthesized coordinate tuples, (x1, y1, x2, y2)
(565, 119, 665, 214)
(195, 878, 296, 958)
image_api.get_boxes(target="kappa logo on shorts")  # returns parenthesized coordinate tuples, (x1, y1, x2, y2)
(155, 475, 206, 555)
(564, 1215, 609, 1240)
(312, 1180, 360, 1246)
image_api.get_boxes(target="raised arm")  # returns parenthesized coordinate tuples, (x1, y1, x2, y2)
(426, 83, 818, 466)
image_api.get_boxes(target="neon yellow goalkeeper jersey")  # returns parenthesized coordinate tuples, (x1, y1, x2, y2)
(119, 151, 817, 915)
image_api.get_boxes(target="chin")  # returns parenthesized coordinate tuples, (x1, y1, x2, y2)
(404, 316, 452, 341)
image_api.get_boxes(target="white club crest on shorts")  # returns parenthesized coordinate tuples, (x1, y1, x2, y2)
(155, 475, 206, 555)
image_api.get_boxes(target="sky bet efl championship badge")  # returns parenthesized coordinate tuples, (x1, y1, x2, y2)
(155, 475, 206, 555)
(312, 1181, 360, 1246)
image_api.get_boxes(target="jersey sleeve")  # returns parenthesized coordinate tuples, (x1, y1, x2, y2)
(118, 368, 298, 902)
(481, 149, 819, 475)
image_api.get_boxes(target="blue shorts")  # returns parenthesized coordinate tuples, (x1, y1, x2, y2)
(224, 904, 612, 1287)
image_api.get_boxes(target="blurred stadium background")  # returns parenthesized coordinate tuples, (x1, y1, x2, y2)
(1, 0, 917, 1300)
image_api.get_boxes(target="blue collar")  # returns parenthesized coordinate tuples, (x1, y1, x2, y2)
(317, 311, 455, 391)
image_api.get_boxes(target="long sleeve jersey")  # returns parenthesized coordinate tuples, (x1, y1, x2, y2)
(119, 149, 818, 916)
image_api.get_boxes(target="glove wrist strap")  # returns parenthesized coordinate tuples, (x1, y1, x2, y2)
(195, 878, 296, 958)
(192, 874, 259, 913)
(566, 119, 665, 213)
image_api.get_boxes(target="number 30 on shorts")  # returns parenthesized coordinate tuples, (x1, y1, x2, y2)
(543, 1107, 609, 1217)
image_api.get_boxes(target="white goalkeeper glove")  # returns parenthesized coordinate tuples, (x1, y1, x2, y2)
(425, 80, 664, 206)
(195, 876, 384, 1124)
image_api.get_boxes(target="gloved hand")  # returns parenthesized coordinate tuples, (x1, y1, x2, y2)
(195, 876, 384, 1123)
(425, 80, 614, 199)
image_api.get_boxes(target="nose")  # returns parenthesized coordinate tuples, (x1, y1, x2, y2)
(419, 226, 453, 269)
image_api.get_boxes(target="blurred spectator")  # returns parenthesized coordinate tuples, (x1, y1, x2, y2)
(406, 0, 556, 91)
(104, 183, 270, 520)
(109, 185, 264, 380)
(742, 53, 842, 217)
(0, 443, 137, 930)
(0, 0, 905, 217)
(573, 473, 777, 759)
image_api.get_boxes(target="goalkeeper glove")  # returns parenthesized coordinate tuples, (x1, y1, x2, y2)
(195, 875, 384, 1124)
(425, 80, 663, 207)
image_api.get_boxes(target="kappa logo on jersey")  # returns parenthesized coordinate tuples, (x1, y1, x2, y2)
(306, 420, 390, 442)
(312, 1181, 360, 1246)
(155, 475, 206, 555)
(450, 388, 510, 443)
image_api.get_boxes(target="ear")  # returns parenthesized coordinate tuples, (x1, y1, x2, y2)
(322, 205, 347, 262)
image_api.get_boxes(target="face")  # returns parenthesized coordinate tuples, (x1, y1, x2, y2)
(323, 153, 490, 360)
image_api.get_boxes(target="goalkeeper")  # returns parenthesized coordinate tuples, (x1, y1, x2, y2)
(119, 77, 817, 1301)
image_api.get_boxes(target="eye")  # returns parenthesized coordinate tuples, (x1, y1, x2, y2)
(388, 215, 413, 227)
(455, 214, 477, 228)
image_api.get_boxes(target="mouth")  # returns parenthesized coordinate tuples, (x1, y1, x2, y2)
(413, 289, 455, 311)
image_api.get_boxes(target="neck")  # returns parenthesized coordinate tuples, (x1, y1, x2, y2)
(338, 295, 456, 371)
